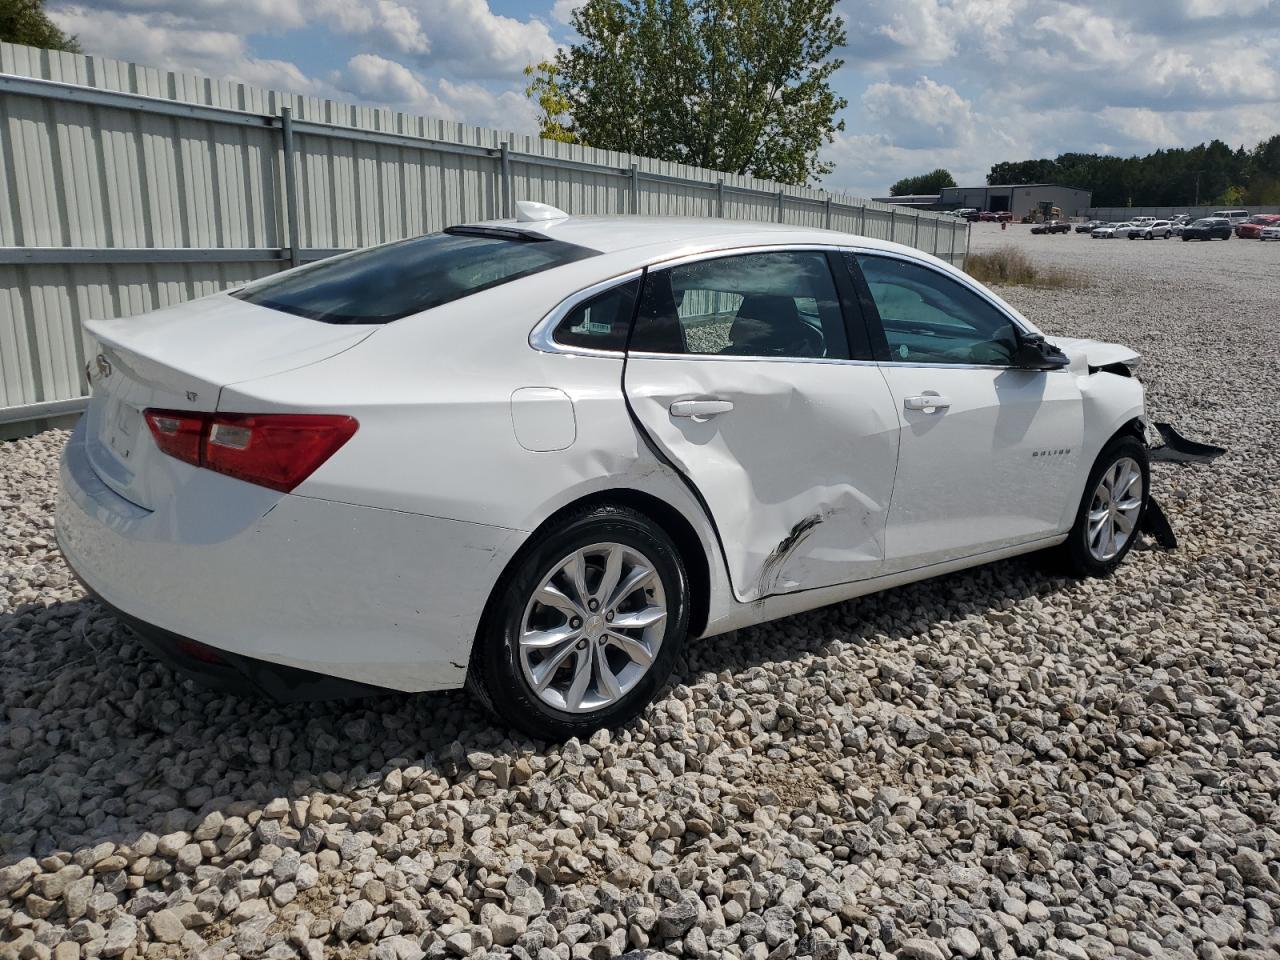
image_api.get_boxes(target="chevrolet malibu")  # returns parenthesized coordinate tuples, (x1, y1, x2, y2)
(58, 203, 1153, 739)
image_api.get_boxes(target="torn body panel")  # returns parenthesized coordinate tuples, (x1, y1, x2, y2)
(1046, 336, 1141, 375)
(623, 357, 900, 602)
(1149, 422, 1227, 464)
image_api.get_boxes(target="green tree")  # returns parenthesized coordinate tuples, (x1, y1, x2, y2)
(523, 61, 578, 144)
(983, 135, 1278, 207)
(0, 0, 80, 52)
(889, 168, 956, 196)
(526, 0, 848, 185)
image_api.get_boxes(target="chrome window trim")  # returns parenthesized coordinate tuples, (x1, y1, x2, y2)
(529, 269, 644, 357)
(627, 351, 880, 367)
(529, 242, 1041, 367)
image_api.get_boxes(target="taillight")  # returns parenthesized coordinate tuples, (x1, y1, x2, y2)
(144, 411, 204, 465)
(144, 410, 357, 493)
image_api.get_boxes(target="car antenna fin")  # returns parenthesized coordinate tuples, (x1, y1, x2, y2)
(514, 200, 570, 223)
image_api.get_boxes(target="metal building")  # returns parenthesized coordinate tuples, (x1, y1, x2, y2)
(939, 184, 1093, 218)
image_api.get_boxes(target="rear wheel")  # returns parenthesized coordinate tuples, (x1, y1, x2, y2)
(468, 504, 689, 740)
(1056, 436, 1148, 578)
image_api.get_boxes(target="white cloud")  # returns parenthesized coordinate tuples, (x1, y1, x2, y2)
(861, 78, 974, 150)
(53, 0, 553, 80)
(332, 55, 540, 133)
(1030, 4, 1132, 63)
(48, 6, 319, 92)
(1179, 0, 1273, 17)
(337, 53, 444, 111)
(551, 0, 583, 26)
(412, 0, 557, 78)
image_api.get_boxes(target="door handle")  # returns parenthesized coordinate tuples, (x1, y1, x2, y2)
(670, 399, 734, 421)
(904, 394, 951, 413)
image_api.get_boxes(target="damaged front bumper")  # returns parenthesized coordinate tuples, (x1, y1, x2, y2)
(1137, 418, 1227, 550)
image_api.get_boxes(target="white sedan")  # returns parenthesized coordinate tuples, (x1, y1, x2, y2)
(1092, 222, 1133, 238)
(1261, 224, 1280, 241)
(57, 203, 1153, 738)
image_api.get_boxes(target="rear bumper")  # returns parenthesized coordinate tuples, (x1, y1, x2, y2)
(56, 419, 522, 693)
(68, 561, 383, 701)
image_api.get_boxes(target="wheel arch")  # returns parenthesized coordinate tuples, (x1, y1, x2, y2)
(474, 488, 714, 653)
(1106, 415, 1147, 447)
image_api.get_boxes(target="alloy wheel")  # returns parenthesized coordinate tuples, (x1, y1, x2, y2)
(518, 543, 667, 713)
(1086, 457, 1144, 562)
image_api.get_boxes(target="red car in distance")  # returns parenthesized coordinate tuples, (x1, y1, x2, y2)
(1236, 214, 1280, 239)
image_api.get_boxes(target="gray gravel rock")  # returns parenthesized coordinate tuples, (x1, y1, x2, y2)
(3, 233, 1280, 960)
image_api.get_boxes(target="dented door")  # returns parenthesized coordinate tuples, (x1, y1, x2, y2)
(625, 359, 900, 600)
(622, 250, 900, 602)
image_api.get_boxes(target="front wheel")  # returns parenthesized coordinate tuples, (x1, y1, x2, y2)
(1056, 436, 1149, 578)
(468, 504, 690, 739)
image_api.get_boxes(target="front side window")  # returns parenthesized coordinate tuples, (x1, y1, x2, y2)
(855, 255, 1019, 366)
(235, 228, 598, 325)
(630, 251, 848, 359)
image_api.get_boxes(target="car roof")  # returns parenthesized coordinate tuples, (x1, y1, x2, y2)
(466, 214, 929, 259)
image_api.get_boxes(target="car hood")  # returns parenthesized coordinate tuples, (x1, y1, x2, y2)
(1045, 336, 1141, 373)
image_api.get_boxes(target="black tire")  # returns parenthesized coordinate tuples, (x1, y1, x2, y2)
(467, 503, 690, 740)
(1055, 435, 1149, 578)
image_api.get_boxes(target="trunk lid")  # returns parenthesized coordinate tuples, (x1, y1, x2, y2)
(82, 293, 374, 510)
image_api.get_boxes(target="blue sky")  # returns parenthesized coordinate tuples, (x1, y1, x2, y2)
(48, 1, 1280, 197)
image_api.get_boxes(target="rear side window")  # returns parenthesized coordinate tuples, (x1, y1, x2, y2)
(630, 251, 848, 359)
(552, 279, 640, 352)
(235, 229, 598, 324)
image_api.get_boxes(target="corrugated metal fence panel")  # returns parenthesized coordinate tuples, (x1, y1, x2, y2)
(0, 40, 968, 424)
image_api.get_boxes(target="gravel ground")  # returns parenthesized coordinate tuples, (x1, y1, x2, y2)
(3, 229, 1279, 960)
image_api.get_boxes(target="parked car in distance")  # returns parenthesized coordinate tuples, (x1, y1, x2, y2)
(1031, 220, 1071, 234)
(996, 211, 1014, 223)
(1181, 217, 1233, 241)
(1076, 220, 1103, 233)
(1260, 223, 1280, 241)
(1170, 215, 1192, 236)
(1211, 209, 1250, 224)
(1130, 217, 1157, 225)
(1092, 222, 1132, 238)
(953, 208, 978, 219)
(978, 211, 998, 222)
(1235, 214, 1280, 239)
(54, 203, 1155, 738)
(1128, 220, 1173, 239)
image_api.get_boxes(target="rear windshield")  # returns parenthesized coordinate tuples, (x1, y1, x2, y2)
(234, 228, 598, 324)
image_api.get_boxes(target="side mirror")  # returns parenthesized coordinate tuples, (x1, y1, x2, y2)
(1013, 331, 1070, 371)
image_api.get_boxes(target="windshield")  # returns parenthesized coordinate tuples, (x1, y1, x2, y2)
(235, 229, 598, 324)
